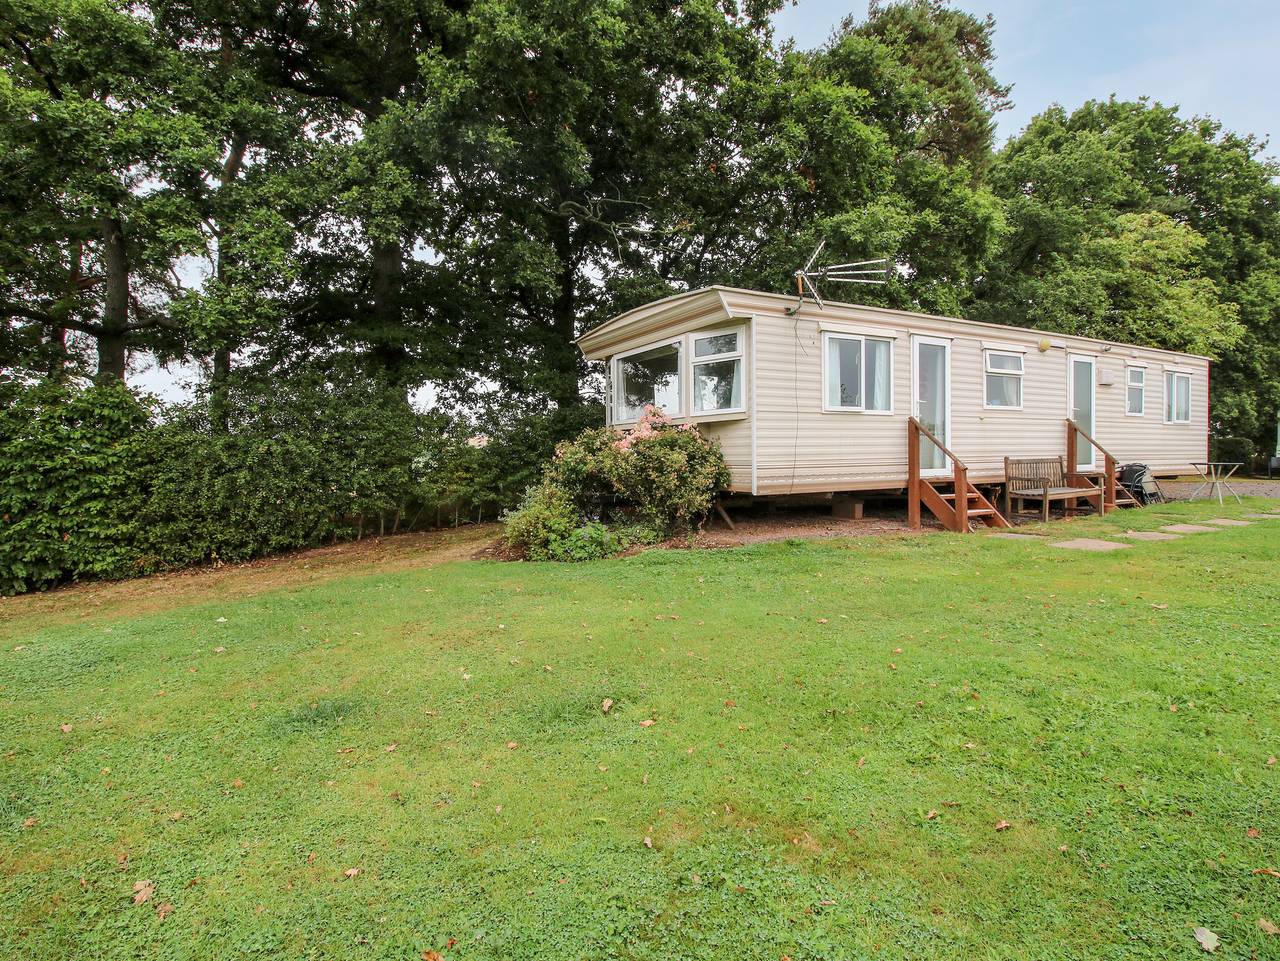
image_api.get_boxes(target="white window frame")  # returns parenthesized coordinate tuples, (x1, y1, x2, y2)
(1164, 370, 1192, 424)
(609, 326, 747, 425)
(610, 338, 683, 425)
(982, 349, 1024, 411)
(690, 328, 746, 416)
(1125, 366, 1146, 417)
(821, 331, 895, 414)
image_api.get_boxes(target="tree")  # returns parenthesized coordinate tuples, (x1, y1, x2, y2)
(0, 0, 215, 380)
(975, 98, 1280, 446)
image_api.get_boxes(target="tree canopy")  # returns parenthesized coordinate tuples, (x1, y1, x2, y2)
(2, 0, 1278, 450)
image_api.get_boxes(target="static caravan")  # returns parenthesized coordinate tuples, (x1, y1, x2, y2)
(576, 286, 1211, 530)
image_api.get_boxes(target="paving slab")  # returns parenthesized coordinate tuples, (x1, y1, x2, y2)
(1205, 518, 1251, 526)
(1118, 530, 1182, 541)
(1242, 513, 1280, 519)
(987, 532, 1042, 540)
(1050, 538, 1131, 551)
(1161, 524, 1219, 533)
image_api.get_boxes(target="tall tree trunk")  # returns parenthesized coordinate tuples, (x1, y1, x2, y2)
(209, 133, 249, 432)
(96, 214, 130, 381)
(370, 237, 409, 381)
(549, 224, 582, 408)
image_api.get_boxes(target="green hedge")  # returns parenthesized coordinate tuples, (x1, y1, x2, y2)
(0, 371, 585, 594)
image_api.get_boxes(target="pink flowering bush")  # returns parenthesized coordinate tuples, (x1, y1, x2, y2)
(503, 406, 730, 560)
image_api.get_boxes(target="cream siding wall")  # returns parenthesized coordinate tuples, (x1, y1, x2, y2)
(580, 287, 1211, 497)
(720, 291, 1209, 494)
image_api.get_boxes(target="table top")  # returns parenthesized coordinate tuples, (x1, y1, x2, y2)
(1190, 461, 1243, 467)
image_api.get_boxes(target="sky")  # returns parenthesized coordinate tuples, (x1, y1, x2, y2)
(135, 0, 1279, 401)
(773, 0, 1280, 147)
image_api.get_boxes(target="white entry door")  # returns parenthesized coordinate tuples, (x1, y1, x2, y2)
(1068, 354, 1096, 470)
(912, 336, 952, 476)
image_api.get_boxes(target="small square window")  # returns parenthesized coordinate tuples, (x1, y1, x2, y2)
(984, 350, 1023, 409)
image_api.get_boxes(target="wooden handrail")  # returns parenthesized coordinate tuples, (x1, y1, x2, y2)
(909, 417, 967, 470)
(1066, 418, 1118, 512)
(908, 417, 967, 531)
(1066, 418, 1118, 463)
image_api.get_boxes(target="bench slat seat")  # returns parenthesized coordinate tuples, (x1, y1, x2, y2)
(1004, 455, 1104, 522)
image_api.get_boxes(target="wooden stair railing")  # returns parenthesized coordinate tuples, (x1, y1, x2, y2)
(908, 417, 1011, 532)
(1065, 419, 1135, 512)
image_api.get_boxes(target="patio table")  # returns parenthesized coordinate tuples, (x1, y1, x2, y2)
(1188, 461, 1243, 505)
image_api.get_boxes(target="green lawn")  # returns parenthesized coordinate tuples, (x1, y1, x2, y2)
(2, 501, 1279, 960)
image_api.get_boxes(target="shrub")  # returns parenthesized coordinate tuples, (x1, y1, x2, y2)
(503, 406, 729, 561)
(1209, 435, 1256, 469)
(0, 378, 152, 593)
(136, 364, 422, 570)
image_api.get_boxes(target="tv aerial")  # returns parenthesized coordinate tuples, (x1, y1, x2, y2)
(787, 239, 889, 313)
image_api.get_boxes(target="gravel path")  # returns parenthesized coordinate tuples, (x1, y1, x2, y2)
(1159, 478, 1280, 501)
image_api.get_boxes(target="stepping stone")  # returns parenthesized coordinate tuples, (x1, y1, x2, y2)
(1119, 530, 1181, 541)
(1050, 538, 1130, 551)
(1161, 524, 1218, 533)
(1243, 513, 1280, 519)
(1205, 518, 1251, 526)
(988, 532, 1041, 540)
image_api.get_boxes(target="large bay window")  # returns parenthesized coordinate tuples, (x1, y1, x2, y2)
(1165, 370, 1191, 424)
(983, 349, 1023, 409)
(823, 333, 892, 412)
(614, 341, 681, 421)
(610, 327, 745, 423)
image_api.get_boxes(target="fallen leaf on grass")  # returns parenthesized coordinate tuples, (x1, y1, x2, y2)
(132, 880, 155, 905)
(1269, 756, 1277, 767)
(639, 719, 655, 727)
(643, 836, 653, 848)
(22, 817, 37, 829)
(925, 810, 938, 821)
(995, 820, 1012, 832)
(213, 646, 226, 653)
(342, 867, 360, 879)
(1192, 927, 1219, 952)
(59, 723, 73, 733)
(506, 741, 518, 750)
(306, 851, 316, 865)
(1151, 603, 1169, 610)
(1248, 827, 1261, 838)
(601, 698, 614, 714)
(337, 747, 354, 755)
(156, 902, 173, 920)
(422, 951, 444, 961)
(1253, 868, 1280, 878)
(1258, 918, 1280, 936)
(384, 743, 398, 753)
(231, 778, 244, 789)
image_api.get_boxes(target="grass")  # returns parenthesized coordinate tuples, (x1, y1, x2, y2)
(2, 500, 1279, 960)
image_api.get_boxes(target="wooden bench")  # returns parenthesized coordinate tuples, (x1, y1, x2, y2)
(1003, 456, 1103, 522)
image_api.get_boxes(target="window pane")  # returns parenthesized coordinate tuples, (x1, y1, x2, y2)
(986, 372, 1021, 407)
(1165, 375, 1174, 421)
(693, 358, 742, 412)
(1127, 385, 1144, 415)
(1127, 368, 1144, 387)
(616, 343, 680, 420)
(826, 337, 862, 408)
(694, 332, 738, 357)
(1176, 375, 1191, 421)
(864, 339, 891, 411)
(987, 352, 1022, 372)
